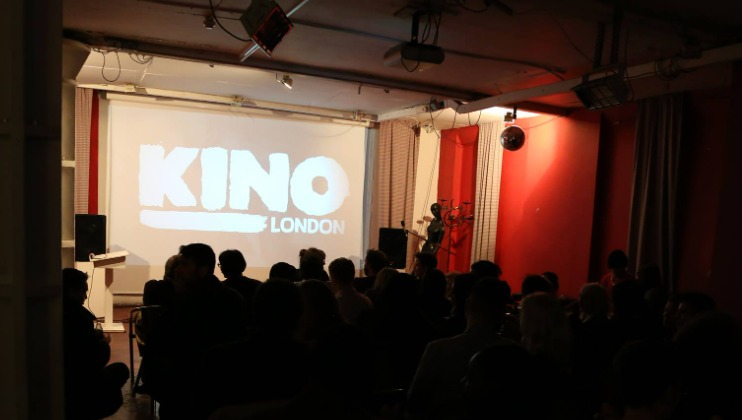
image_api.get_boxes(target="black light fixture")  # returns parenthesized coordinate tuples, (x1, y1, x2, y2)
(573, 68, 629, 110)
(240, 0, 293, 57)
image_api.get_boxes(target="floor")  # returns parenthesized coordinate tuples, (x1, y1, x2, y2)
(105, 306, 157, 420)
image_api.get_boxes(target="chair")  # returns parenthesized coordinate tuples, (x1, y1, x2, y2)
(128, 305, 163, 412)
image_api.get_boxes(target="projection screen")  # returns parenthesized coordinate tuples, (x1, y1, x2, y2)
(107, 98, 367, 277)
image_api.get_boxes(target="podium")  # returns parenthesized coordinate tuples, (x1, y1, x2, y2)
(75, 250, 129, 332)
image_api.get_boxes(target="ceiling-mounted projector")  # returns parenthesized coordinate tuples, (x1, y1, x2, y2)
(384, 42, 445, 71)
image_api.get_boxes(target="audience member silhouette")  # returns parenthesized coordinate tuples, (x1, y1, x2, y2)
(219, 249, 262, 326)
(354, 248, 388, 294)
(269, 261, 299, 282)
(520, 274, 555, 299)
(142, 254, 178, 307)
(470, 259, 502, 279)
(418, 267, 452, 322)
(463, 345, 543, 420)
(542, 271, 560, 293)
(673, 310, 742, 420)
(329, 257, 373, 325)
(412, 251, 438, 282)
(440, 272, 478, 337)
(600, 249, 636, 300)
(364, 266, 397, 305)
(519, 292, 580, 419)
(198, 278, 310, 418)
(358, 272, 436, 391)
(408, 278, 515, 420)
(608, 340, 680, 420)
(572, 283, 615, 418)
(674, 291, 716, 332)
(62, 268, 129, 420)
(299, 247, 330, 282)
(145, 243, 245, 419)
(295, 279, 344, 345)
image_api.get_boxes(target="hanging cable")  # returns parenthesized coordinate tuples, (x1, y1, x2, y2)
(209, 0, 251, 42)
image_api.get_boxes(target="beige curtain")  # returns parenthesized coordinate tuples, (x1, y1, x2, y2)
(74, 87, 94, 214)
(470, 121, 504, 262)
(375, 121, 420, 269)
(628, 93, 685, 291)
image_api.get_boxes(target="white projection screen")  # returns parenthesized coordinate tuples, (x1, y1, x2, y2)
(107, 98, 366, 288)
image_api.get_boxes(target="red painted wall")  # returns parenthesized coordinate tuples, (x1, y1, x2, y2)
(588, 104, 637, 282)
(495, 111, 601, 298)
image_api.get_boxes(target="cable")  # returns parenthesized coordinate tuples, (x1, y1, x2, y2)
(86, 266, 96, 312)
(95, 49, 122, 83)
(457, 0, 489, 13)
(209, 0, 250, 42)
(128, 53, 153, 65)
(550, 12, 592, 63)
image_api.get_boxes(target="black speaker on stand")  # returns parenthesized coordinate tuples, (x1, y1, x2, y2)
(75, 214, 107, 262)
(378, 228, 407, 269)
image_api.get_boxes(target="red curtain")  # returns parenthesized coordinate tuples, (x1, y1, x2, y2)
(437, 125, 479, 272)
(89, 91, 99, 214)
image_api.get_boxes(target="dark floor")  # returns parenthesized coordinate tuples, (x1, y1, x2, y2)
(105, 305, 157, 420)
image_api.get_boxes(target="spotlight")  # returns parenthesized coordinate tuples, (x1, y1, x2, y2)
(240, 0, 293, 57)
(504, 106, 518, 122)
(203, 15, 216, 30)
(277, 74, 293, 89)
(573, 68, 629, 110)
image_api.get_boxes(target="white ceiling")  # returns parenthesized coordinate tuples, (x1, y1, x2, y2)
(66, 0, 742, 124)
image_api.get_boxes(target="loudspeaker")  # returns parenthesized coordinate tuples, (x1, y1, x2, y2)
(379, 228, 407, 269)
(75, 214, 107, 262)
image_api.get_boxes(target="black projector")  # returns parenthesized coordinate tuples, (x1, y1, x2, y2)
(383, 42, 445, 71)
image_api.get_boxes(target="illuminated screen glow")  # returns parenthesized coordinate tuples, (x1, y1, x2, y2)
(108, 100, 366, 270)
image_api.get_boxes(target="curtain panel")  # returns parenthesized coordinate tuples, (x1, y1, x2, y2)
(438, 125, 479, 272)
(471, 122, 504, 263)
(375, 120, 420, 270)
(628, 93, 686, 291)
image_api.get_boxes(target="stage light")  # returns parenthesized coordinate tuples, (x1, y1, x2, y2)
(240, 0, 293, 57)
(573, 68, 629, 110)
(277, 74, 293, 89)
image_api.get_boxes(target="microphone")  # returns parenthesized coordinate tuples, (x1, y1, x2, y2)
(401, 220, 406, 227)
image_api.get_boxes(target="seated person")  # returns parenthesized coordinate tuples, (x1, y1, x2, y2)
(354, 249, 388, 294)
(219, 249, 262, 326)
(62, 268, 129, 420)
(142, 254, 178, 307)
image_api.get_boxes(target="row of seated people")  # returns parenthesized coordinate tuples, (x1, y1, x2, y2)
(65, 242, 742, 419)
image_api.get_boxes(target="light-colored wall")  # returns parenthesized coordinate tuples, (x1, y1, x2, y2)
(411, 129, 441, 254)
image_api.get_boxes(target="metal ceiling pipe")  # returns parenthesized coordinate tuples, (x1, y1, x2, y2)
(456, 42, 742, 114)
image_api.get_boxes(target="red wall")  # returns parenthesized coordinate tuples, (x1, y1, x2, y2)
(495, 111, 601, 298)
(588, 104, 637, 282)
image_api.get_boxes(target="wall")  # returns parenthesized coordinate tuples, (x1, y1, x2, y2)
(495, 111, 601, 298)
(588, 104, 637, 282)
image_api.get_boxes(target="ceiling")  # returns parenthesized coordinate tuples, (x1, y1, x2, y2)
(64, 0, 742, 124)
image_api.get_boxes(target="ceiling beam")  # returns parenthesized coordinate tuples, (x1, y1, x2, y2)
(64, 29, 486, 102)
(457, 42, 742, 114)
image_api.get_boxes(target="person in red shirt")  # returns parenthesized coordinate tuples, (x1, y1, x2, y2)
(600, 249, 636, 300)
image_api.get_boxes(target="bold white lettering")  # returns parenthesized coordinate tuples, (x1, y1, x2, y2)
(290, 157, 350, 217)
(332, 220, 345, 235)
(229, 151, 289, 212)
(270, 216, 280, 232)
(200, 147, 228, 211)
(280, 217, 294, 233)
(319, 219, 332, 234)
(307, 218, 319, 234)
(139, 145, 198, 207)
(294, 218, 306, 233)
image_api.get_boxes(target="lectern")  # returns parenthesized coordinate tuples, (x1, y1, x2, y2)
(75, 250, 129, 332)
